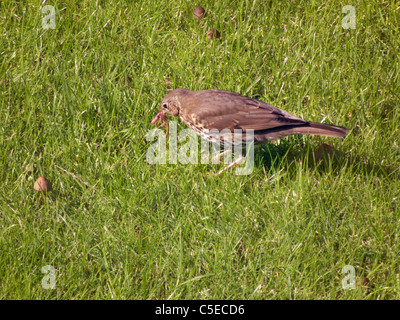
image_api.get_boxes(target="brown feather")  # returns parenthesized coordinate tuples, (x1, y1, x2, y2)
(159, 88, 349, 143)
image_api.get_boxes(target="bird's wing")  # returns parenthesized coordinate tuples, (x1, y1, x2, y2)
(186, 90, 307, 131)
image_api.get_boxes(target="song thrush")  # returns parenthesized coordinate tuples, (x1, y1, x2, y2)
(151, 88, 348, 173)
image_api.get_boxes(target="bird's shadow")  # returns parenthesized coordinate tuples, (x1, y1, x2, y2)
(251, 136, 399, 180)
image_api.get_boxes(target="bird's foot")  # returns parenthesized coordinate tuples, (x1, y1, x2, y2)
(212, 149, 233, 164)
(214, 155, 245, 176)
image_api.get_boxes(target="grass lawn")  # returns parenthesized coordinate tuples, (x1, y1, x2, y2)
(1, 0, 399, 299)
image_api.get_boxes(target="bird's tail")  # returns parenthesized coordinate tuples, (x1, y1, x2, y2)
(293, 122, 349, 138)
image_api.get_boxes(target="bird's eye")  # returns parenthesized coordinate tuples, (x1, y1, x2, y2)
(162, 103, 168, 109)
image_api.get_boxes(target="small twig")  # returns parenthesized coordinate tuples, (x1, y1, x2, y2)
(55, 164, 92, 187)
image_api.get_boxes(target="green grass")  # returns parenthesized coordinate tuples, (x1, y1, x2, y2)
(1, 0, 399, 299)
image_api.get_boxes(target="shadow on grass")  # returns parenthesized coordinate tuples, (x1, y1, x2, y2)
(253, 135, 399, 180)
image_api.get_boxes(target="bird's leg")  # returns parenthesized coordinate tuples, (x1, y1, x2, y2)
(214, 155, 245, 176)
(212, 149, 232, 164)
(151, 111, 169, 137)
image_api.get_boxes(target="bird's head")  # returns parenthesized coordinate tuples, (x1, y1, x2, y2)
(159, 95, 180, 117)
(151, 89, 190, 135)
(158, 88, 191, 116)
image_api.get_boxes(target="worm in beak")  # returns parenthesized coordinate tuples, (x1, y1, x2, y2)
(151, 111, 169, 137)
